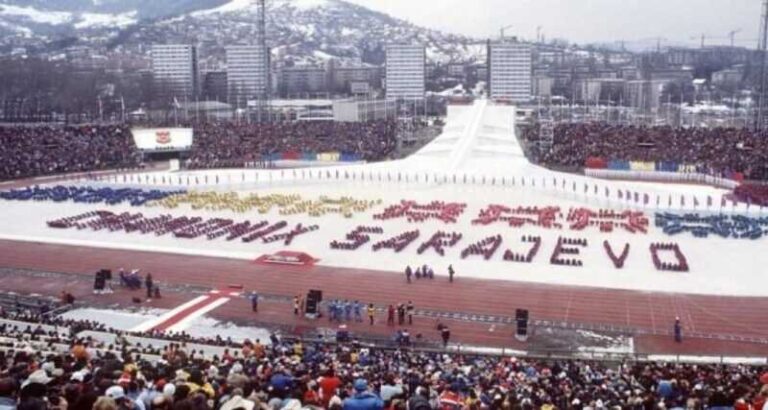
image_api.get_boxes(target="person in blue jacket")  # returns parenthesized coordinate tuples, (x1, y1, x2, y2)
(343, 379, 383, 410)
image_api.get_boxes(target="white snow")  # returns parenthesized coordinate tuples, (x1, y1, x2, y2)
(0, 19, 32, 35)
(0, 4, 72, 25)
(312, 49, 334, 60)
(184, 316, 272, 343)
(60, 307, 272, 343)
(191, 0, 255, 16)
(1, 100, 766, 297)
(74, 11, 137, 29)
(60, 307, 169, 330)
(280, 0, 332, 11)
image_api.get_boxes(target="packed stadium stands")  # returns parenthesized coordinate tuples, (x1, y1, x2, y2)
(185, 121, 398, 169)
(523, 123, 768, 181)
(0, 121, 398, 181)
(0, 125, 140, 181)
(0, 305, 767, 410)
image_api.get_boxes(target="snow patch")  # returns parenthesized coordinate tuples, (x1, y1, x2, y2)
(74, 11, 137, 29)
(0, 19, 32, 35)
(60, 307, 169, 331)
(292, 0, 332, 10)
(184, 316, 273, 343)
(191, 0, 255, 16)
(0, 4, 72, 25)
(274, 0, 332, 11)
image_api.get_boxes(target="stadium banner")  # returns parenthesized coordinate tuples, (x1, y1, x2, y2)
(131, 128, 194, 152)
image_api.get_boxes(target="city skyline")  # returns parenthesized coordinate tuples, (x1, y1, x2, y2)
(346, 0, 761, 47)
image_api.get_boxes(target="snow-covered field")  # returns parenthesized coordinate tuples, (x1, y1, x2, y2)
(0, 100, 764, 297)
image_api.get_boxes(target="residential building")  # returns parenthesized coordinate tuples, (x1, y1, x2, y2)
(329, 63, 382, 94)
(488, 41, 532, 103)
(278, 66, 328, 97)
(226, 45, 270, 105)
(202, 71, 228, 102)
(150, 44, 199, 99)
(385, 45, 426, 100)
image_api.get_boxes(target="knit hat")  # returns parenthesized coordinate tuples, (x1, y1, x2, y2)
(105, 385, 126, 401)
(353, 379, 368, 392)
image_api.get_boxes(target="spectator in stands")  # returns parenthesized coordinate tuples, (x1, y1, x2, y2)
(1, 303, 768, 410)
(0, 378, 16, 410)
(343, 379, 383, 410)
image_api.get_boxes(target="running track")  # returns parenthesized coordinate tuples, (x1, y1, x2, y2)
(0, 239, 766, 356)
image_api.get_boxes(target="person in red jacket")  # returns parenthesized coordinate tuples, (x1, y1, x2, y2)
(387, 305, 395, 326)
(319, 369, 342, 408)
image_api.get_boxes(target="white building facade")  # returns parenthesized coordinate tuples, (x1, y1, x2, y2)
(385, 45, 426, 100)
(226, 45, 270, 104)
(488, 42, 532, 103)
(150, 44, 199, 99)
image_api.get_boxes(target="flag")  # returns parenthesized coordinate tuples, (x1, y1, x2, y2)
(634, 192, 639, 203)
(681, 195, 685, 207)
(572, 181, 576, 192)
(643, 193, 649, 205)
(656, 195, 660, 206)
(707, 196, 712, 207)
(721, 196, 726, 208)
(553, 177, 557, 186)
(668, 195, 672, 207)
(584, 183, 588, 193)
(594, 184, 598, 195)
(693, 196, 699, 208)
(618, 190, 623, 199)
(605, 187, 610, 198)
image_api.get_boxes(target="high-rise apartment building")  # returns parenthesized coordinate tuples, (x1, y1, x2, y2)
(385, 45, 426, 100)
(150, 44, 199, 99)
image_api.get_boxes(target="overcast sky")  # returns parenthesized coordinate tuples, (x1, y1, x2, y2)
(345, 0, 761, 48)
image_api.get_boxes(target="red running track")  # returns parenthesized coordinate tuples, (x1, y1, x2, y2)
(0, 239, 767, 354)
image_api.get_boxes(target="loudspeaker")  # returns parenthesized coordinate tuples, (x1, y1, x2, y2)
(308, 289, 323, 302)
(515, 309, 529, 339)
(305, 290, 322, 315)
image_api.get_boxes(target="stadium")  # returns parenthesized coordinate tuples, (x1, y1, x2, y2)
(2, 100, 768, 409)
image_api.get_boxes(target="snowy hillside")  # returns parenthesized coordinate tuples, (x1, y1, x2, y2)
(0, 0, 484, 64)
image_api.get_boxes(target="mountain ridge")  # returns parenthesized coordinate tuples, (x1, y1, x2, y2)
(0, 0, 485, 64)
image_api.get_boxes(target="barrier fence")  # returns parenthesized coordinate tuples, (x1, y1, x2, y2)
(585, 157, 744, 188)
(257, 151, 364, 163)
(584, 169, 740, 190)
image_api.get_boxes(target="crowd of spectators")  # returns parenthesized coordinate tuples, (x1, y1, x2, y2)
(0, 125, 140, 181)
(524, 123, 768, 180)
(185, 121, 397, 169)
(0, 120, 398, 181)
(2, 308, 768, 410)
